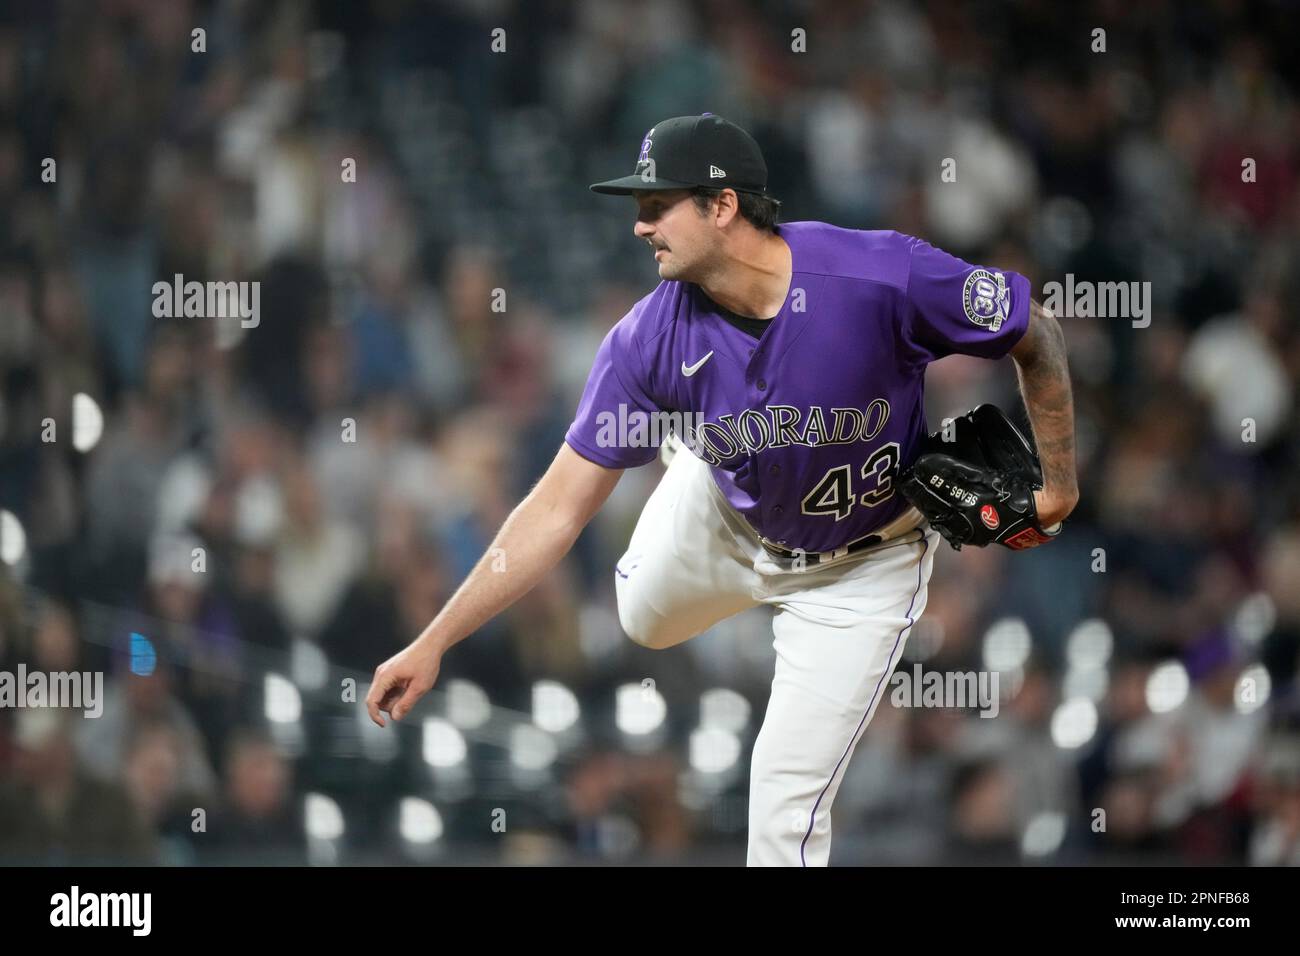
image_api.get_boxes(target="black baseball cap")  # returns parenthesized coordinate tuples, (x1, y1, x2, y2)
(590, 113, 772, 198)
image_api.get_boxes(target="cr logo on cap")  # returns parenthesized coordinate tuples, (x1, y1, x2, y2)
(638, 127, 655, 164)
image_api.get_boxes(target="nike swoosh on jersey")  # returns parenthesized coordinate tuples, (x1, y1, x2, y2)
(681, 351, 714, 377)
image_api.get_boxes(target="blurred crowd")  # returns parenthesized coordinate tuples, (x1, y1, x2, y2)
(1, 0, 1299, 865)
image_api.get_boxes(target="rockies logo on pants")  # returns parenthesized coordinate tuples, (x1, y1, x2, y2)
(614, 438, 941, 866)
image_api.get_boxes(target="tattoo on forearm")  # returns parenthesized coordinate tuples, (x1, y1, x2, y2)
(1015, 300, 1078, 496)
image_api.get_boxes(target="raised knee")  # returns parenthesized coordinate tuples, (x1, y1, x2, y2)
(618, 604, 677, 651)
(617, 591, 696, 651)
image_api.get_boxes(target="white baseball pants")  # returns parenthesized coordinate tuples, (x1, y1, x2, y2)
(614, 442, 941, 866)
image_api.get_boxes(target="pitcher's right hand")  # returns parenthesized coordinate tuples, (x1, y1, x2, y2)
(366, 638, 443, 727)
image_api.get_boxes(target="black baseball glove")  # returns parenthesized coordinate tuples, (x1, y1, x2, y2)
(899, 404, 1063, 551)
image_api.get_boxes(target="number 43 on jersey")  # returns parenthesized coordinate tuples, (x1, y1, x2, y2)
(800, 443, 901, 521)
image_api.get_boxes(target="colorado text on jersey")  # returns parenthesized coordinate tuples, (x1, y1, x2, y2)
(663, 399, 892, 467)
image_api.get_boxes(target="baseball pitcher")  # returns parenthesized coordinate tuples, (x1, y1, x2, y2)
(367, 114, 1079, 866)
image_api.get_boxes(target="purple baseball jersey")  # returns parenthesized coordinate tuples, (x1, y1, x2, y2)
(564, 222, 1031, 553)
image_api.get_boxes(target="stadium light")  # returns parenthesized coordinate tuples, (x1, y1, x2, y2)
(291, 639, 329, 691)
(304, 793, 345, 840)
(265, 673, 302, 723)
(1235, 665, 1270, 715)
(71, 392, 104, 452)
(689, 727, 742, 773)
(532, 680, 580, 734)
(1145, 661, 1189, 714)
(982, 618, 1032, 672)
(1232, 593, 1276, 646)
(1066, 619, 1113, 670)
(699, 688, 750, 733)
(1050, 697, 1098, 749)
(422, 717, 467, 768)
(399, 797, 444, 844)
(445, 679, 491, 730)
(1021, 811, 1067, 857)
(0, 510, 26, 566)
(510, 723, 558, 771)
(615, 682, 667, 736)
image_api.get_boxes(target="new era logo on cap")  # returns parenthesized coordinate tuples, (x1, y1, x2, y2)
(589, 114, 772, 197)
